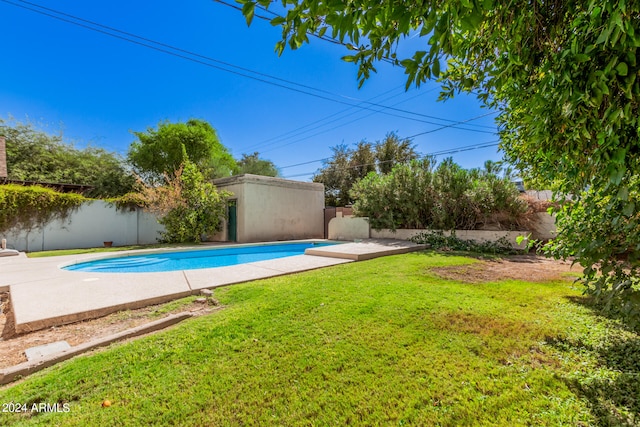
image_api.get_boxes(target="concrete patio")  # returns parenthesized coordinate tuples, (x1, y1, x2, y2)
(0, 239, 425, 334)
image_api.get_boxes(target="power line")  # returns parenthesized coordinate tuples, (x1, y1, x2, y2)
(405, 112, 496, 139)
(280, 158, 331, 170)
(4, 0, 340, 97)
(258, 108, 497, 155)
(281, 140, 501, 178)
(240, 86, 407, 152)
(3, 0, 499, 135)
(224, 0, 498, 120)
(248, 88, 496, 155)
(275, 111, 498, 168)
(251, 88, 443, 154)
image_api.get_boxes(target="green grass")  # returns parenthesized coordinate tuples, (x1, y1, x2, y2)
(1, 252, 638, 426)
(26, 243, 198, 258)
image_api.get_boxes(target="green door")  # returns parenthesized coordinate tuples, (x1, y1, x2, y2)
(227, 200, 237, 242)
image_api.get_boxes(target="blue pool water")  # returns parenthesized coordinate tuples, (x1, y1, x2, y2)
(63, 242, 336, 273)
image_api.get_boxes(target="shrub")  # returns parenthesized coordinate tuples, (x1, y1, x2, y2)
(137, 161, 231, 243)
(351, 158, 527, 231)
(0, 184, 86, 234)
(410, 230, 516, 254)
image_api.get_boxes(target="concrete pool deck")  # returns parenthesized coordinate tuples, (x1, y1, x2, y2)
(1, 239, 425, 334)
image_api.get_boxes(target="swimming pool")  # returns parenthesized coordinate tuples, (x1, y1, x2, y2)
(63, 242, 337, 273)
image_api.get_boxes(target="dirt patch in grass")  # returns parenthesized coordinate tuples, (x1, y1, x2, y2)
(430, 254, 580, 283)
(0, 294, 220, 370)
(431, 311, 535, 338)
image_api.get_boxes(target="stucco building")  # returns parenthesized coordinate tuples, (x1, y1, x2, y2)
(211, 174, 324, 243)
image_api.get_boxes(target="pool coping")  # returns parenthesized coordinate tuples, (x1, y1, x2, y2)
(1, 239, 425, 334)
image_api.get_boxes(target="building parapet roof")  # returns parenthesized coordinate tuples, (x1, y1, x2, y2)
(213, 174, 323, 191)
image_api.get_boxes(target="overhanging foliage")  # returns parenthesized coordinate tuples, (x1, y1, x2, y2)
(0, 184, 86, 234)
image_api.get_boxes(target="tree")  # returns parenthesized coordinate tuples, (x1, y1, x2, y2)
(1, 117, 135, 198)
(128, 119, 237, 183)
(375, 132, 418, 174)
(312, 144, 352, 206)
(236, 152, 279, 176)
(138, 161, 231, 243)
(313, 134, 418, 206)
(312, 141, 375, 206)
(242, 1, 640, 318)
(348, 140, 376, 182)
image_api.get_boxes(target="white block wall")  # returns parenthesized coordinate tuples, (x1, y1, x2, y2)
(2, 200, 164, 252)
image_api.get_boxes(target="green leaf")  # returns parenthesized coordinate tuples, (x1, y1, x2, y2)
(575, 54, 590, 62)
(616, 62, 628, 76)
(613, 148, 626, 164)
(432, 58, 441, 77)
(242, 1, 256, 26)
(342, 55, 357, 63)
(400, 59, 416, 68)
(598, 81, 610, 95)
(274, 41, 285, 56)
(623, 202, 635, 217)
(609, 167, 625, 185)
(596, 25, 612, 44)
(613, 11, 623, 29)
(617, 186, 629, 201)
(467, 9, 484, 28)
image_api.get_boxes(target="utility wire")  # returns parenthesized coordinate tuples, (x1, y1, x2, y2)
(405, 112, 496, 139)
(3, 0, 501, 166)
(274, 111, 498, 168)
(3, 0, 498, 133)
(250, 88, 496, 153)
(258, 109, 497, 155)
(5, 0, 339, 97)
(242, 86, 410, 152)
(282, 140, 501, 178)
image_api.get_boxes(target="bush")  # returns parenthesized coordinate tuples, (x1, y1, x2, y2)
(350, 158, 527, 231)
(0, 184, 86, 233)
(137, 162, 231, 243)
(410, 230, 516, 254)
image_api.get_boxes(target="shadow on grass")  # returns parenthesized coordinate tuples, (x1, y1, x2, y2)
(561, 338, 640, 427)
(548, 295, 640, 426)
(567, 294, 640, 334)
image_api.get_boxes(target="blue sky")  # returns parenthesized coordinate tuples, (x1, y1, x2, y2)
(1, 0, 501, 180)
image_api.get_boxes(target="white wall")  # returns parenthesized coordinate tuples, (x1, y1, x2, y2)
(530, 212, 557, 240)
(327, 216, 530, 249)
(328, 217, 370, 240)
(2, 200, 164, 252)
(370, 228, 530, 249)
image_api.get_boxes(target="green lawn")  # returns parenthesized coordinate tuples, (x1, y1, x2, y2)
(1, 252, 638, 426)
